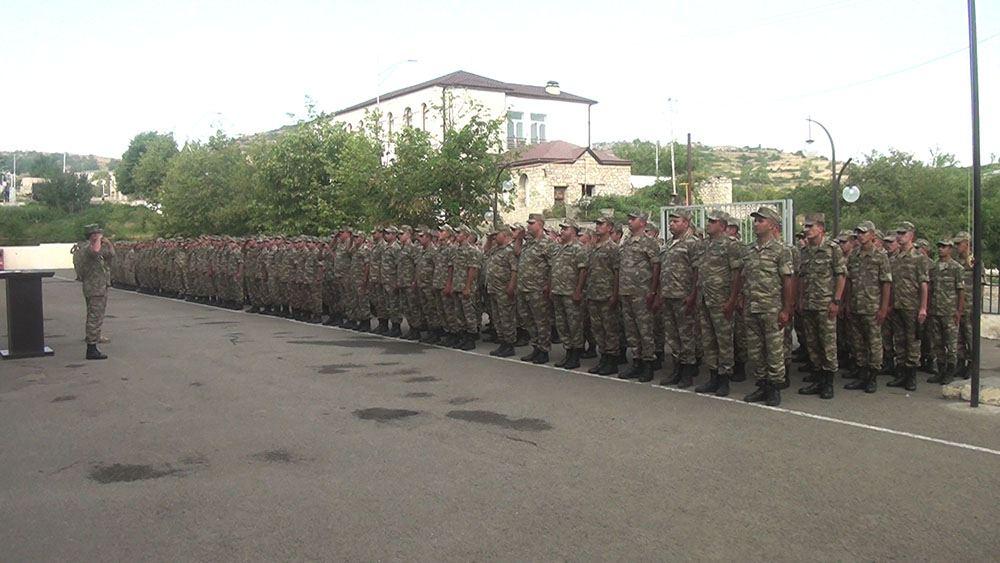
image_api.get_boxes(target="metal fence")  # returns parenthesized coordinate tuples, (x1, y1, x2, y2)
(658, 199, 795, 245)
(984, 267, 1000, 314)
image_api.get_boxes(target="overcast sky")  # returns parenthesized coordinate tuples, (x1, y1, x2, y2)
(3, 0, 997, 165)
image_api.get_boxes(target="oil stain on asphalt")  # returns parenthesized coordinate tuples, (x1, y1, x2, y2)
(315, 363, 366, 375)
(89, 463, 180, 484)
(447, 397, 479, 405)
(287, 339, 425, 355)
(251, 449, 294, 463)
(51, 395, 77, 403)
(404, 376, 438, 383)
(404, 392, 434, 398)
(354, 408, 421, 422)
(446, 410, 552, 432)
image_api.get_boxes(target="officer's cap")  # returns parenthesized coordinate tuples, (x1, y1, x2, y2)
(895, 221, 916, 234)
(750, 206, 781, 224)
(854, 220, 876, 234)
(668, 208, 693, 220)
(803, 213, 826, 227)
(954, 231, 971, 242)
(627, 209, 649, 221)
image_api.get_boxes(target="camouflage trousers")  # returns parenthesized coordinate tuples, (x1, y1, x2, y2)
(488, 292, 517, 344)
(734, 310, 747, 363)
(849, 313, 884, 371)
(455, 291, 479, 335)
(517, 291, 552, 351)
(552, 294, 584, 349)
(653, 307, 665, 353)
(323, 278, 339, 315)
(421, 287, 442, 330)
(338, 279, 354, 317)
(295, 283, 322, 314)
(929, 314, 959, 366)
(84, 294, 107, 345)
(249, 277, 268, 307)
(402, 287, 424, 330)
(958, 312, 972, 364)
(745, 311, 786, 384)
(351, 284, 370, 321)
(371, 285, 387, 319)
(891, 309, 922, 368)
(698, 299, 734, 375)
(882, 319, 894, 364)
(267, 277, 284, 307)
(662, 297, 696, 364)
(800, 309, 838, 372)
(621, 295, 656, 361)
(384, 286, 402, 322)
(588, 298, 621, 355)
(437, 290, 460, 333)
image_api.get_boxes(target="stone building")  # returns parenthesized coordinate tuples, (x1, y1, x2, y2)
(502, 140, 632, 224)
(697, 176, 733, 205)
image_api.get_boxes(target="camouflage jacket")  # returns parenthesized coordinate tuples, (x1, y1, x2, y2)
(659, 232, 696, 299)
(485, 243, 517, 295)
(742, 237, 794, 314)
(798, 238, 847, 311)
(930, 257, 965, 315)
(697, 235, 742, 306)
(516, 236, 553, 293)
(550, 240, 588, 296)
(79, 241, 116, 297)
(618, 232, 659, 297)
(586, 238, 620, 301)
(890, 246, 930, 310)
(847, 247, 892, 313)
(432, 243, 453, 289)
(417, 244, 437, 289)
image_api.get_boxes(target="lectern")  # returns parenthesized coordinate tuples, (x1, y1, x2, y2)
(0, 270, 55, 359)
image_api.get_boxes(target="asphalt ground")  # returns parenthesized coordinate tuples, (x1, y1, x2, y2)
(2, 272, 999, 561)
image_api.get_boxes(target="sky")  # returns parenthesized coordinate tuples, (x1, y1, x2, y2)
(2, 0, 998, 165)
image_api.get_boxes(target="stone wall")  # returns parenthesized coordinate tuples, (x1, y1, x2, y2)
(503, 151, 632, 224)
(697, 176, 733, 205)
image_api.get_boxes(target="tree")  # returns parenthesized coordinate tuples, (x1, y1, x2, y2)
(32, 172, 92, 213)
(116, 131, 178, 199)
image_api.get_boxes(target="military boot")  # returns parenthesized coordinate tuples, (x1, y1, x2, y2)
(715, 373, 730, 397)
(886, 366, 908, 388)
(588, 354, 608, 374)
(845, 368, 870, 390)
(676, 364, 695, 388)
(864, 370, 878, 393)
(743, 382, 768, 403)
(797, 361, 816, 374)
(374, 319, 389, 335)
(636, 361, 654, 383)
(562, 348, 581, 370)
(731, 362, 747, 382)
(819, 371, 835, 399)
(798, 372, 823, 395)
(521, 347, 541, 362)
(695, 370, 720, 394)
(387, 321, 402, 338)
(660, 362, 683, 386)
(459, 333, 476, 351)
(598, 355, 620, 376)
(621, 360, 643, 380)
(86, 344, 107, 360)
(903, 366, 917, 391)
(531, 349, 550, 364)
(938, 363, 955, 385)
(617, 352, 630, 365)
(765, 382, 782, 406)
(514, 329, 530, 347)
(490, 343, 515, 357)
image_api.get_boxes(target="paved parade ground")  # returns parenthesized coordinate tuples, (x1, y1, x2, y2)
(2, 273, 999, 560)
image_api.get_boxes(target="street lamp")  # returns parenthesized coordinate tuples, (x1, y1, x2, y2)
(805, 117, 850, 235)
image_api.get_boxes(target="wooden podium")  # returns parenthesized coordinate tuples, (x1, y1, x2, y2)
(1, 270, 55, 359)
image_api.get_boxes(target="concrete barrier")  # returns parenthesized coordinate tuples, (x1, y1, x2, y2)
(0, 243, 75, 270)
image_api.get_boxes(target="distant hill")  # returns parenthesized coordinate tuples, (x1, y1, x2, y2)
(0, 151, 119, 177)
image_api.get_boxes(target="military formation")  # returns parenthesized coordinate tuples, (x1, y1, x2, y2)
(105, 208, 975, 406)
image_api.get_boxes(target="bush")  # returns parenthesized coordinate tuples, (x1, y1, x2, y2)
(0, 203, 160, 246)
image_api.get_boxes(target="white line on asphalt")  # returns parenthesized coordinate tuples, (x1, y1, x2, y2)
(72, 277, 1000, 459)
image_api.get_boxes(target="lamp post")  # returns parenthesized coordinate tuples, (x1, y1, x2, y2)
(805, 117, 842, 235)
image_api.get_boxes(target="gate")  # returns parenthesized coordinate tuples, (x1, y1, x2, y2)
(658, 199, 795, 245)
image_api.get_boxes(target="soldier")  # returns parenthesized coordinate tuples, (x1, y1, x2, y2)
(370, 230, 388, 334)
(657, 209, 698, 387)
(796, 213, 847, 400)
(739, 207, 795, 406)
(349, 232, 372, 330)
(416, 226, 442, 343)
(397, 226, 424, 340)
(322, 234, 340, 325)
(692, 210, 742, 396)
(644, 221, 666, 370)
(887, 221, 930, 391)
(517, 213, 555, 364)
(333, 228, 354, 327)
(485, 225, 519, 357)
(726, 216, 748, 381)
(618, 210, 661, 382)
(550, 219, 589, 369)
(843, 221, 893, 393)
(453, 226, 483, 350)
(954, 231, 973, 379)
(585, 218, 621, 376)
(381, 226, 403, 337)
(78, 224, 115, 360)
(927, 239, 965, 384)
(434, 225, 460, 346)
(880, 231, 900, 375)
(915, 238, 936, 374)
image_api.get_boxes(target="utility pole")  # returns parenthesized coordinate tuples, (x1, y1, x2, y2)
(686, 133, 693, 205)
(967, 0, 983, 408)
(655, 140, 659, 179)
(668, 98, 677, 197)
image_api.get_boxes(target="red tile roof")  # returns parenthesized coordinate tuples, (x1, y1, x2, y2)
(504, 141, 630, 168)
(335, 70, 597, 115)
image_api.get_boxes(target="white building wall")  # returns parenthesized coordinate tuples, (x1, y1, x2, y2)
(505, 95, 590, 148)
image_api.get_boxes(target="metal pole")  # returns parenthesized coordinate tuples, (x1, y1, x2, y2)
(806, 118, 838, 234)
(686, 133, 693, 205)
(655, 140, 659, 179)
(967, 0, 982, 408)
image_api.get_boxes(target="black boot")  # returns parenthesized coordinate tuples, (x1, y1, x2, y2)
(845, 368, 870, 390)
(801, 372, 820, 383)
(744, 381, 768, 403)
(904, 366, 917, 391)
(695, 370, 720, 394)
(581, 343, 597, 359)
(459, 333, 476, 351)
(864, 370, 878, 393)
(598, 354, 620, 376)
(938, 363, 955, 385)
(617, 352, 630, 365)
(636, 360, 654, 383)
(731, 361, 747, 382)
(531, 349, 550, 364)
(799, 373, 823, 395)
(86, 344, 107, 360)
(715, 373, 730, 397)
(562, 348, 581, 370)
(514, 329, 530, 347)
(490, 343, 515, 357)
(423, 329, 442, 344)
(797, 361, 815, 374)
(765, 382, 782, 406)
(660, 362, 682, 386)
(387, 321, 402, 338)
(521, 347, 541, 362)
(819, 371, 835, 400)
(621, 360, 643, 380)
(887, 366, 908, 388)
(377, 319, 390, 335)
(588, 354, 608, 374)
(551, 326, 561, 344)
(441, 332, 458, 347)
(653, 351, 664, 371)
(676, 364, 695, 388)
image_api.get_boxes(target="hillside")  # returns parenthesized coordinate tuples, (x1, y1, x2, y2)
(0, 151, 118, 177)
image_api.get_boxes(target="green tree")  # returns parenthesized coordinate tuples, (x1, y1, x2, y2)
(31, 172, 92, 212)
(116, 131, 178, 199)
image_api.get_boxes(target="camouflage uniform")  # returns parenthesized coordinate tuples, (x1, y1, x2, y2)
(382, 235, 403, 324)
(349, 238, 371, 323)
(928, 249, 964, 371)
(433, 231, 458, 336)
(743, 236, 794, 385)
(619, 227, 659, 362)
(550, 235, 588, 351)
(485, 237, 518, 345)
(454, 232, 483, 336)
(847, 240, 893, 375)
(798, 234, 847, 374)
(418, 237, 441, 334)
(586, 236, 621, 358)
(399, 234, 424, 333)
(890, 245, 930, 369)
(659, 228, 697, 366)
(517, 230, 554, 352)
(696, 229, 742, 376)
(79, 234, 115, 346)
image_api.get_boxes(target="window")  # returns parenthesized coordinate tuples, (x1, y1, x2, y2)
(404, 107, 412, 128)
(507, 111, 524, 149)
(421, 103, 427, 130)
(554, 185, 567, 202)
(530, 113, 546, 143)
(347, 123, 353, 132)
(582, 184, 594, 197)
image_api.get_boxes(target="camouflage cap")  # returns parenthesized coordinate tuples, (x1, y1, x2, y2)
(706, 209, 729, 223)
(915, 238, 930, 249)
(882, 232, 897, 243)
(527, 213, 545, 223)
(895, 220, 916, 233)
(511, 222, 525, 231)
(834, 230, 855, 243)
(803, 212, 826, 226)
(937, 238, 954, 246)
(668, 208, 693, 220)
(627, 209, 649, 220)
(595, 216, 614, 225)
(439, 224, 456, 236)
(854, 220, 877, 233)
(84, 223, 102, 236)
(750, 206, 781, 224)
(415, 225, 431, 235)
(558, 218, 579, 230)
(725, 216, 741, 229)
(954, 231, 971, 242)
(383, 225, 399, 234)
(399, 224, 413, 233)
